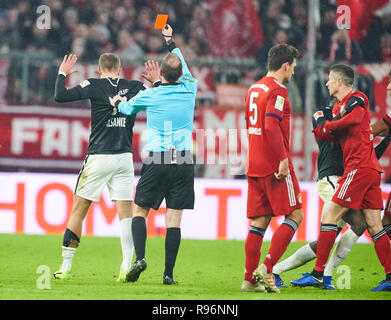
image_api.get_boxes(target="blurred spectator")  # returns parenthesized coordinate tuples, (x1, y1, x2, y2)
(0, 11, 21, 53)
(317, 4, 337, 60)
(70, 24, 90, 61)
(145, 34, 165, 57)
(255, 28, 289, 70)
(380, 32, 391, 61)
(83, 25, 114, 61)
(328, 29, 363, 65)
(117, 29, 144, 61)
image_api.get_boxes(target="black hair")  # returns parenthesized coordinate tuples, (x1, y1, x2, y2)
(267, 44, 299, 71)
(330, 64, 354, 86)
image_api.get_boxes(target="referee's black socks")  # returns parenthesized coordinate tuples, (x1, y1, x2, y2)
(132, 216, 147, 261)
(164, 227, 181, 278)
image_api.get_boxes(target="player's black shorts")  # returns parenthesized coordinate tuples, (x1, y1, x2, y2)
(135, 152, 195, 210)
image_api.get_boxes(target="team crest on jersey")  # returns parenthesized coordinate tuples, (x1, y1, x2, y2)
(313, 111, 324, 120)
(275, 95, 285, 111)
(79, 80, 90, 88)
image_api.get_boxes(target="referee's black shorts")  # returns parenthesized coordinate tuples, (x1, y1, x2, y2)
(134, 153, 195, 210)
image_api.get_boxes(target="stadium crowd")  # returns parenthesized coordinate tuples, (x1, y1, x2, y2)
(1, 0, 391, 64)
(1, 0, 391, 108)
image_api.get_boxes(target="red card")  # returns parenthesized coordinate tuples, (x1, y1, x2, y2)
(154, 14, 168, 29)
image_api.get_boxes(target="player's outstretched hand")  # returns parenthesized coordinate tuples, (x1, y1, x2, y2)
(59, 54, 78, 76)
(162, 24, 173, 41)
(142, 60, 161, 84)
(109, 95, 127, 107)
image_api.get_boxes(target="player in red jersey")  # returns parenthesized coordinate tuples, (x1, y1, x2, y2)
(295, 64, 391, 291)
(242, 44, 302, 293)
(367, 69, 391, 241)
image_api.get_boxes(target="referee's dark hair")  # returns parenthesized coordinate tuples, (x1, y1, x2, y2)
(161, 53, 182, 83)
(98, 53, 121, 72)
(267, 44, 299, 72)
(330, 64, 354, 87)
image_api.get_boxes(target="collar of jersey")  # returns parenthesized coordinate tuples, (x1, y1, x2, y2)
(161, 82, 180, 86)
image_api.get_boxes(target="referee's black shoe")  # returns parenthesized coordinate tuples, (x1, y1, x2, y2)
(126, 258, 147, 282)
(163, 274, 178, 285)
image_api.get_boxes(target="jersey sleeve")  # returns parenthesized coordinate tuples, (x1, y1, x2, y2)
(172, 47, 198, 94)
(54, 75, 92, 102)
(265, 87, 288, 121)
(325, 106, 365, 131)
(117, 88, 154, 115)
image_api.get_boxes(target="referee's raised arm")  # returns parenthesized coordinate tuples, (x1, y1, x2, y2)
(162, 24, 193, 80)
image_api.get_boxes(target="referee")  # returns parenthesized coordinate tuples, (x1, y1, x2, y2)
(53, 52, 160, 281)
(110, 24, 197, 285)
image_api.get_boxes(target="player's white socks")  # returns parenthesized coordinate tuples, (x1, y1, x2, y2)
(272, 243, 316, 275)
(324, 228, 359, 277)
(61, 246, 76, 272)
(120, 217, 134, 272)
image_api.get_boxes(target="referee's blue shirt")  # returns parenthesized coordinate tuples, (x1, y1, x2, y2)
(118, 48, 197, 152)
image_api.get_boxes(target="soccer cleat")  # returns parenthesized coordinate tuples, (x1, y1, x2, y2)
(163, 275, 178, 285)
(240, 280, 266, 292)
(323, 276, 335, 290)
(253, 264, 280, 293)
(370, 280, 391, 292)
(117, 270, 128, 282)
(53, 270, 71, 280)
(290, 273, 323, 288)
(273, 274, 288, 288)
(126, 258, 147, 282)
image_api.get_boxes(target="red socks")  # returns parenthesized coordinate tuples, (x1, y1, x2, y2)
(314, 224, 338, 273)
(244, 226, 265, 283)
(263, 219, 298, 274)
(372, 230, 391, 276)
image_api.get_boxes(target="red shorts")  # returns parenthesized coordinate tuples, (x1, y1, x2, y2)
(383, 192, 391, 218)
(332, 167, 383, 210)
(247, 170, 302, 218)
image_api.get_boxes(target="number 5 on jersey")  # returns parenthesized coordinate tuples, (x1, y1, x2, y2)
(249, 92, 259, 126)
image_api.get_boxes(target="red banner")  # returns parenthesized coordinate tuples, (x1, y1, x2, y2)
(0, 105, 146, 171)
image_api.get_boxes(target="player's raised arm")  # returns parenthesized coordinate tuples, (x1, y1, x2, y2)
(162, 24, 194, 81)
(54, 54, 90, 103)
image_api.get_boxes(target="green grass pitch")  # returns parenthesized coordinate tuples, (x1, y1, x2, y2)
(0, 233, 390, 300)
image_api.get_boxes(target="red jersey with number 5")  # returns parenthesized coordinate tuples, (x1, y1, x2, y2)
(245, 76, 293, 177)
